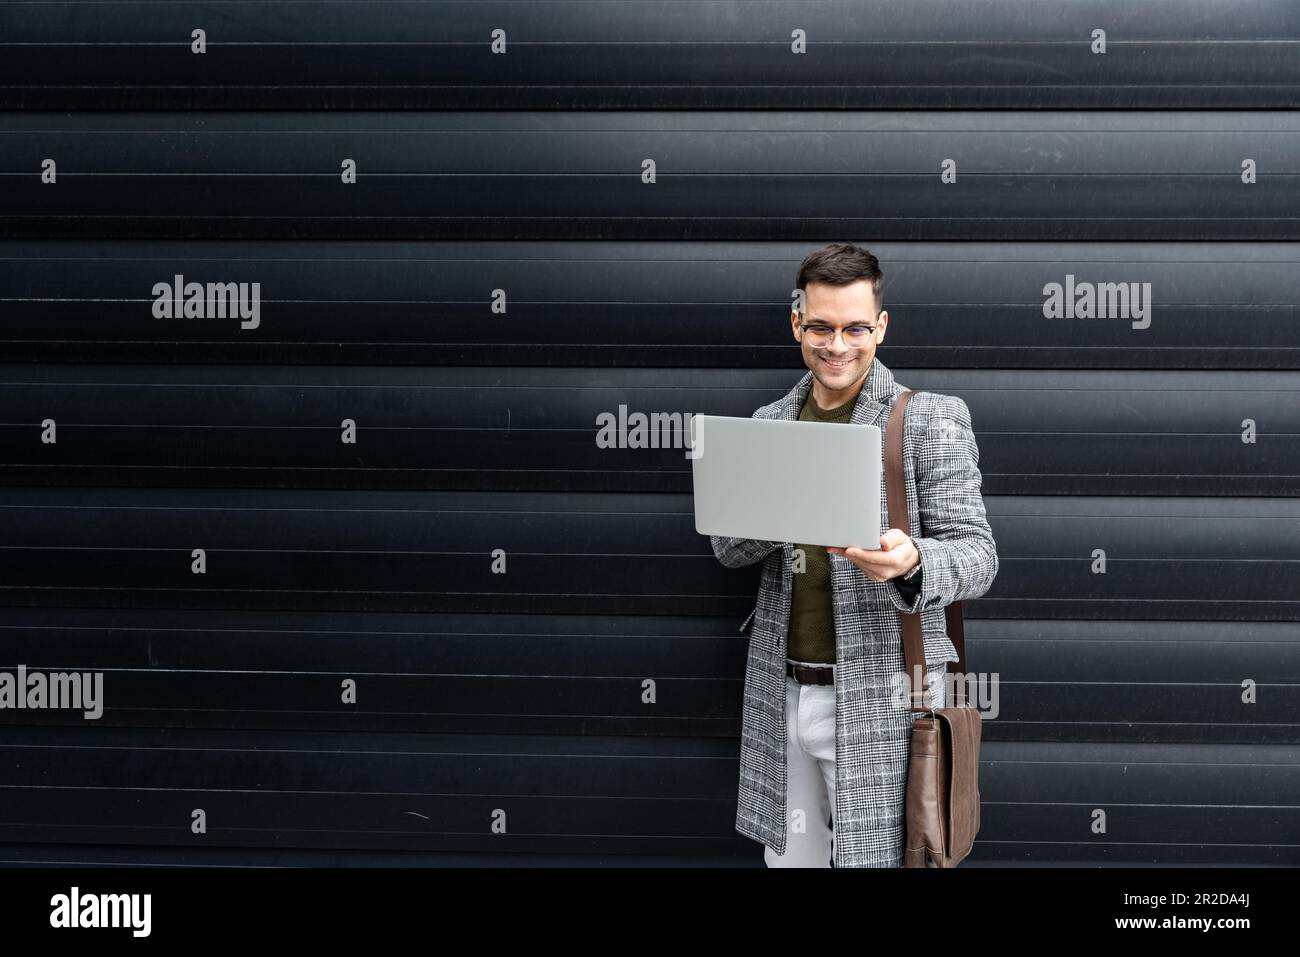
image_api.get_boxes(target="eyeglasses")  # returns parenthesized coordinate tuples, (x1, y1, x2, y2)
(798, 321, 878, 349)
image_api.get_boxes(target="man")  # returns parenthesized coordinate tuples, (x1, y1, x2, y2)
(710, 242, 999, 867)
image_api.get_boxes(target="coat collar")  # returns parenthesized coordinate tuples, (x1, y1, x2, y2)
(777, 356, 902, 427)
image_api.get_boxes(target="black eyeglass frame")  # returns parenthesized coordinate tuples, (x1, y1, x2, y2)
(796, 312, 882, 346)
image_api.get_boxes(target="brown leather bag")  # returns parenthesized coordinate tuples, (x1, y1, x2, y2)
(885, 389, 983, 868)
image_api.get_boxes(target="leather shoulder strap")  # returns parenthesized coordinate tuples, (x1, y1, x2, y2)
(885, 390, 968, 710)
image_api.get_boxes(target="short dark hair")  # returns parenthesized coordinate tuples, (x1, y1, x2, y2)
(794, 243, 884, 317)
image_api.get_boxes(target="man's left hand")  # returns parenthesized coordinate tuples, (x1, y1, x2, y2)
(827, 528, 919, 583)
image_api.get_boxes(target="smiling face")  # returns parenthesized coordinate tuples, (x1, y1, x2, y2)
(791, 279, 888, 409)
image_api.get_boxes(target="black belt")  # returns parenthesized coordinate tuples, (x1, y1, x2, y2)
(787, 660, 834, 685)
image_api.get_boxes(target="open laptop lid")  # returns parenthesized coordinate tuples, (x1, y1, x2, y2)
(690, 414, 882, 549)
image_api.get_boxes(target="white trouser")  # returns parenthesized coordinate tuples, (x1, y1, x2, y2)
(764, 660, 945, 868)
(764, 666, 837, 867)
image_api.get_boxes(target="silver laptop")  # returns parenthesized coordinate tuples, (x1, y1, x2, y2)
(690, 413, 882, 549)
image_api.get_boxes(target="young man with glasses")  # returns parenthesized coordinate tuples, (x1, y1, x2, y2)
(711, 242, 999, 867)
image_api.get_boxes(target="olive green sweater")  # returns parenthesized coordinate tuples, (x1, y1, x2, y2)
(787, 389, 922, 663)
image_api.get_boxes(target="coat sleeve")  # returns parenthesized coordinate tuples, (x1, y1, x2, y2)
(886, 393, 999, 614)
(710, 534, 783, 569)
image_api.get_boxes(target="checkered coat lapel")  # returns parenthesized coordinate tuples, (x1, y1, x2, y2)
(716, 356, 999, 866)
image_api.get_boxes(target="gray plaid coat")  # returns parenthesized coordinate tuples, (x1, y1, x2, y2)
(710, 357, 999, 867)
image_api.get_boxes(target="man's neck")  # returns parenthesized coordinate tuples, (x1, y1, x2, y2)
(810, 371, 868, 411)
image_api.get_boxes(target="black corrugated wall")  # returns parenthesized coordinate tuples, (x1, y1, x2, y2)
(0, 3, 1297, 866)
